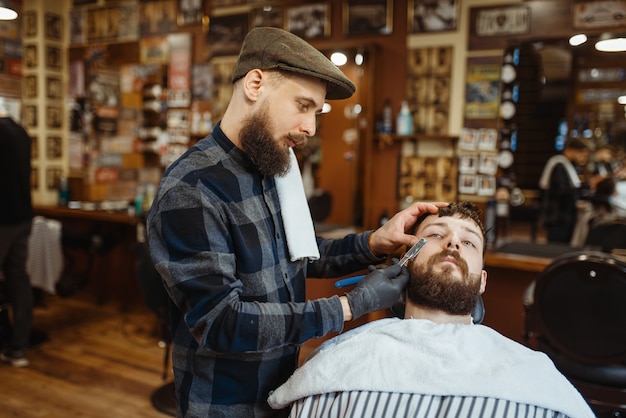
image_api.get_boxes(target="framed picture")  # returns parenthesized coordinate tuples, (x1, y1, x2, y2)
(47, 77, 62, 99)
(178, 0, 203, 26)
(31, 168, 39, 190)
(31, 136, 38, 159)
(474, 5, 530, 37)
(573, 0, 626, 29)
(46, 167, 63, 190)
(465, 63, 500, 119)
(477, 128, 498, 151)
(344, 0, 392, 36)
(250, 5, 283, 29)
(46, 136, 63, 159)
(23, 11, 37, 38)
(25, 75, 37, 98)
(478, 153, 498, 175)
(69, 9, 85, 45)
(140, 0, 177, 36)
(45, 13, 63, 40)
(192, 62, 213, 100)
(477, 174, 496, 196)
(207, 13, 248, 57)
(47, 106, 63, 129)
(24, 105, 37, 128)
(458, 128, 478, 151)
(286, 3, 330, 39)
(459, 153, 478, 174)
(409, 0, 458, 33)
(458, 174, 477, 195)
(25, 45, 37, 68)
(46, 46, 62, 69)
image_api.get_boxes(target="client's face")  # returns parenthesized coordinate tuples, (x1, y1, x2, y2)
(406, 215, 486, 315)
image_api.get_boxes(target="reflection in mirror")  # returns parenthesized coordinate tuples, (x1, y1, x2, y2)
(507, 38, 626, 191)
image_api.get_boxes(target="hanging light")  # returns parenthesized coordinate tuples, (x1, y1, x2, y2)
(569, 34, 587, 47)
(330, 52, 347, 67)
(595, 33, 626, 52)
(0, 1, 17, 20)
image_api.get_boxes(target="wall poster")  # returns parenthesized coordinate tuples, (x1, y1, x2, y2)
(465, 64, 500, 119)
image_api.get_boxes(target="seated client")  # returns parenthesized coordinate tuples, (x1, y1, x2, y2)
(268, 201, 594, 418)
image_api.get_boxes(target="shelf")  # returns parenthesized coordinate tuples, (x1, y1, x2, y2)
(375, 133, 458, 149)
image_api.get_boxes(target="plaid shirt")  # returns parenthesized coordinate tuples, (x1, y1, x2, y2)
(147, 124, 384, 417)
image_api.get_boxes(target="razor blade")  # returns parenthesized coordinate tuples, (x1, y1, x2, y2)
(398, 238, 427, 266)
(334, 238, 427, 288)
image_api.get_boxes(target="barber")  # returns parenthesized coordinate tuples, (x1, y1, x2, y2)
(147, 27, 446, 417)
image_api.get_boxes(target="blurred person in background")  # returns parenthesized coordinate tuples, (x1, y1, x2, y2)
(0, 99, 34, 367)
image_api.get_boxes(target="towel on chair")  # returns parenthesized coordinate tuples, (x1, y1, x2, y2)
(27, 216, 63, 294)
(275, 148, 320, 262)
(539, 154, 580, 190)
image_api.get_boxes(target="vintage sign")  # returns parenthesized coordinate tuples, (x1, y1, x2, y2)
(476, 6, 530, 36)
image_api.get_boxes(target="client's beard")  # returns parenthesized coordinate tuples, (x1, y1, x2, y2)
(240, 107, 291, 177)
(406, 249, 481, 315)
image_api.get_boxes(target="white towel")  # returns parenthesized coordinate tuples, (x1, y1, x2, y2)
(275, 148, 320, 261)
(539, 154, 581, 190)
(27, 216, 64, 294)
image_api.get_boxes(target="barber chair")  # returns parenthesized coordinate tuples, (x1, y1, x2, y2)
(523, 251, 626, 417)
(55, 226, 112, 298)
(135, 239, 176, 417)
(584, 220, 626, 252)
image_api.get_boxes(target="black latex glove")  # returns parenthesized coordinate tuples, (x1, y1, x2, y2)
(345, 263, 410, 320)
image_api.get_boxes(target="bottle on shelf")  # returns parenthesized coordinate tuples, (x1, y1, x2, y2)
(396, 101, 414, 136)
(58, 175, 70, 206)
(381, 100, 393, 134)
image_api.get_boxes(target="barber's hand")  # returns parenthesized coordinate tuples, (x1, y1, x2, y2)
(345, 263, 410, 320)
(368, 201, 447, 256)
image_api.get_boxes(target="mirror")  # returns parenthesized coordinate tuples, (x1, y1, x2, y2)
(506, 37, 626, 191)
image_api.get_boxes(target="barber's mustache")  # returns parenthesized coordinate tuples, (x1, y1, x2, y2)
(288, 133, 307, 146)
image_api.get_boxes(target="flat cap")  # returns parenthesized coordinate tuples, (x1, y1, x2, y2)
(231, 27, 356, 100)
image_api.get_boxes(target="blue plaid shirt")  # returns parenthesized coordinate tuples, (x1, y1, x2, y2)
(147, 124, 384, 417)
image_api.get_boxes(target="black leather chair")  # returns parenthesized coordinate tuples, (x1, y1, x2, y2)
(584, 219, 626, 252)
(523, 251, 626, 417)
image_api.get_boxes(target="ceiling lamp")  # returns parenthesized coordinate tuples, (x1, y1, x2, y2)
(595, 33, 626, 52)
(569, 34, 587, 47)
(330, 52, 347, 66)
(0, 2, 17, 20)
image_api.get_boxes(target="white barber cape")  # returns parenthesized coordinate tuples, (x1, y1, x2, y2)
(268, 318, 595, 418)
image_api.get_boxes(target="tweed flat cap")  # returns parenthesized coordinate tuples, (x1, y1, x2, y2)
(231, 27, 356, 100)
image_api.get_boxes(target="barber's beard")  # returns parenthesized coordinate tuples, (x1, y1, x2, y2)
(240, 107, 291, 177)
(406, 249, 481, 315)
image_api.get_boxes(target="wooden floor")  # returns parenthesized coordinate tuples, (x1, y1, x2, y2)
(0, 292, 173, 418)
